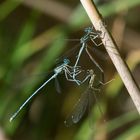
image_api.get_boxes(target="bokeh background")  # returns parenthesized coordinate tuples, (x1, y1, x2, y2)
(0, 0, 140, 140)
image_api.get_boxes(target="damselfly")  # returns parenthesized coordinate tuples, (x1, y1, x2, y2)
(72, 27, 103, 82)
(10, 58, 88, 122)
(64, 69, 104, 126)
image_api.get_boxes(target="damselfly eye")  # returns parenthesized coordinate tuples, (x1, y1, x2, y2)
(84, 27, 89, 32)
(84, 27, 92, 33)
(63, 58, 70, 64)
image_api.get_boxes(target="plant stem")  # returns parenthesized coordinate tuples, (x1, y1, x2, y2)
(80, 0, 140, 114)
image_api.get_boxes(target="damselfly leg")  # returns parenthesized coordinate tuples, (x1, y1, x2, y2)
(85, 47, 105, 86)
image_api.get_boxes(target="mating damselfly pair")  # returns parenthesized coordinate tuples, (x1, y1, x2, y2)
(10, 26, 110, 126)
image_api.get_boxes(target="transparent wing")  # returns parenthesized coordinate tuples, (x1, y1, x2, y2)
(92, 88, 103, 116)
(55, 76, 61, 93)
(88, 88, 103, 128)
(85, 47, 105, 87)
(64, 88, 90, 127)
(12, 71, 52, 91)
(56, 43, 80, 63)
(88, 88, 96, 128)
(89, 46, 108, 60)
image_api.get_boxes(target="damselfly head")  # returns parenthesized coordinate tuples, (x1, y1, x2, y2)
(87, 69, 94, 75)
(63, 58, 70, 64)
(84, 27, 93, 33)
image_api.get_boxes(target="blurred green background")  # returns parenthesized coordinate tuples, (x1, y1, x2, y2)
(0, 0, 140, 140)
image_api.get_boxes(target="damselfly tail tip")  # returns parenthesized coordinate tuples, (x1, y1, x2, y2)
(9, 112, 17, 122)
(9, 116, 14, 122)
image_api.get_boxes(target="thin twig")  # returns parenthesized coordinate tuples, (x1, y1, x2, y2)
(80, 0, 140, 114)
